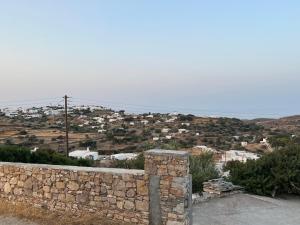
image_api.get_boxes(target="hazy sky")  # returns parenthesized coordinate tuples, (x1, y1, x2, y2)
(0, 0, 299, 118)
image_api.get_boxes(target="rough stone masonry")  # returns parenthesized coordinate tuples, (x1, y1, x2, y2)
(0, 149, 192, 225)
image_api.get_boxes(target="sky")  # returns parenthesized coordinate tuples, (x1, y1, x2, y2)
(0, 0, 300, 118)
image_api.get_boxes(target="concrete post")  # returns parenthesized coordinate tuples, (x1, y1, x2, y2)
(145, 149, 192, 225)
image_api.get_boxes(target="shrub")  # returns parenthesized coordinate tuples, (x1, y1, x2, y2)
(190, 153, 219, 193)
(178, 114, 194, 121)
(225, 144, 300, 197)
(113, 153, 145, 170)
(0, 145, 92, 167)
(79, 140, 97, 149)
(18, 130, 28, 135)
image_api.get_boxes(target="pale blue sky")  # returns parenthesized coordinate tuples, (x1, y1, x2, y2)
(0, 1, 299, 118)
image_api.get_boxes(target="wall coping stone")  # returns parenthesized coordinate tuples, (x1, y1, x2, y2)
(145, 149, 189, 157)
(0, 161, 145, 175)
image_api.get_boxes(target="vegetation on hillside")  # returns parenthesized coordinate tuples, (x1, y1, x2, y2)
(0, 145, 92, 167)
(268, 134, 300, 148)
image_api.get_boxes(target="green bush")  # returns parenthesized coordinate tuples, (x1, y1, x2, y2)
(268, 135, 291, 148)
(225, 144, 300, 197)
(113, 153, 145, 170)
(190, 153, 219, 193)
(0, 145, 92, 167)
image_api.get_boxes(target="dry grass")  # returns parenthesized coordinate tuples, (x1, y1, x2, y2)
(0, 200, 131, 225)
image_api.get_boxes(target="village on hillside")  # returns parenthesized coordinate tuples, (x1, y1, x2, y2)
(1, 104, 298, 169)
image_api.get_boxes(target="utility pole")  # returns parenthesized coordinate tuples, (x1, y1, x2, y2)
(64, 95, 69, 157)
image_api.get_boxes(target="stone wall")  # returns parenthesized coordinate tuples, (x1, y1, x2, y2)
(145, 150, 192, 225)
(0, 149, 192, 225)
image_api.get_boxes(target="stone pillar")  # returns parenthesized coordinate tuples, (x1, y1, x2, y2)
(145, 149, 192, 225)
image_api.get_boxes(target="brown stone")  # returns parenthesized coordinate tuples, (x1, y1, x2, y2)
(17, 181, 24, 187)
(13, 188, 22, 195)
(56, 182, 65, 189)
(126, 188, 136, 198)
(43, 186, 50, 193)
(76, 193, 88, 203)
(116, 201, 124, 209)
(136, 200, 149, 211)
(137, 180, 148, 196)
(58, 193, 65, 201)
(66, 193, 75, 202)
(107, 197, 116, 204)
(67, 181, 79, 191)
(24, 178, 33, 189)
(113, 179, 125, 191)
(124, 200, 135, 210)
(4, 182, 11, 194)
(10, 177, 18, 185)
(44, 192, 52, 199)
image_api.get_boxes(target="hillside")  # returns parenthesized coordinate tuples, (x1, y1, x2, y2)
(251, 115, 300, 135)
(0, 106, 269, 154)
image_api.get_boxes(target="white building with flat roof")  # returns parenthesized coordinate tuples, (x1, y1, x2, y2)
(69, 148, 99, 160)
(110, 153, 138, 161)
(222, 150, 259, 163)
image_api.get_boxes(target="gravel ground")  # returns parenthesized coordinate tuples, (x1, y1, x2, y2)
(193, 193, 300, 225)
(0, 216, 38, 225)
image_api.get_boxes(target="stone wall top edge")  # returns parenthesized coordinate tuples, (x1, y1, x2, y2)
(145, 149, 189, 157)
(0, 161, 145, 175)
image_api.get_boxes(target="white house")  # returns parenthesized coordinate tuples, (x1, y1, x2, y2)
(93, 117, 105, 123)
(98, 129, 107, 133)
(141, 120, 149, 125)
(241, 142, 248, 147)
(169, 112, 179, 116)
(109, 118, 117, 123)
(110, 153, 138, 161)
(69, 148, 99, 160)
(165, 118, 177, 123)
(260, 138, 268, 145)
(193, 145, 217, 153)
(222, 150, 259, 163)
(181, 122, 190, 127)
(178, 129, 189, 134)
(162, 128, 170, 133)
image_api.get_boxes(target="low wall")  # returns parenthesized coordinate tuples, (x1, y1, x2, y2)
(0, 149, 192, 225)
